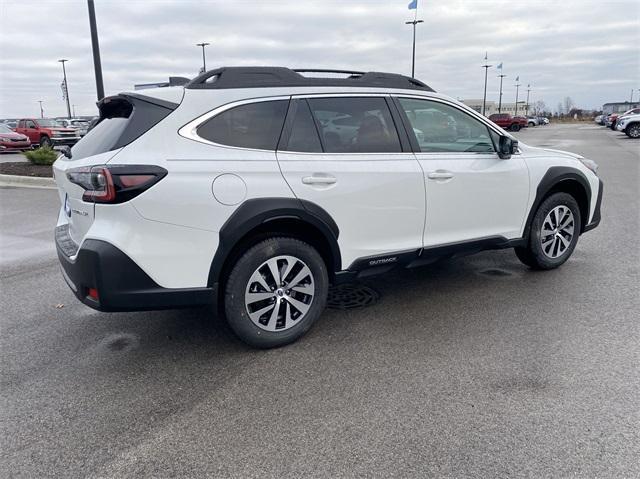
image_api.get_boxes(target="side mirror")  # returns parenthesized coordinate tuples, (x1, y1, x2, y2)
(61, 145, 72, 159)
(498, 136, 518, 159)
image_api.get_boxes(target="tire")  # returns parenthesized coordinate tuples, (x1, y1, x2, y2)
(626, 123, 640, 139)
(510, 123, 521, 132)
(39, 136, 52, 148)
(528, 122, 535, 127)
(515, 192, 582, 270)
(224, 237, 329, 348)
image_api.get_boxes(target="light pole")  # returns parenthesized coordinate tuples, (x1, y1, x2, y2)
(405, 19, 423, 78)
(481, 52, 492, 116)
(58, 59, 72, 119)
(196, 42, 210, 73)
(87, 0, 105, 101)
(525, 84, 531, 116)
(72, 104, 77, 117)
(498, 73, 506, 114)
(514, 78, 521, 116)
(38, 100, 44, 118)
(631, 88, 635, 103)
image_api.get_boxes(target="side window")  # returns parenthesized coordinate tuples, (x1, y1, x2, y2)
(307, 97, 401, 153)
(197, 100, 288, 150)
(281, 100, 322, 153)
(26, 120, 36, 129)
(399, 98, 495, 153)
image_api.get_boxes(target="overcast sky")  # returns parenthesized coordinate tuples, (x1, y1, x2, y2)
(1, 0, 638, 118)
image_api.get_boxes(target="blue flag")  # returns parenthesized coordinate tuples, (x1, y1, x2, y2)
(408, 0, 418, 10)
(497, 63, 503, 70)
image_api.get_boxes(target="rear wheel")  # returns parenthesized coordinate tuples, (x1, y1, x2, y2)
(510, 123, 521, 132)
(528, 121, 535, 127)
(626, 123, 640, 138)
(39, 135, 52, 148)
(224, 237, 329, 348)
(515, 192, 582, 270)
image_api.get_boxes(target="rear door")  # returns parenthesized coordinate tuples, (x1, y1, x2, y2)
(276, 95, 425, 269)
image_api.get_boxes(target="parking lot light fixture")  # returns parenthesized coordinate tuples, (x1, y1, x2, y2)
(58, 59, 72, 119)
(526, 84, 531, 116)
(482, 53, 492, 116)
(405, 20, 423, 78)
(197, 42, 210, 73)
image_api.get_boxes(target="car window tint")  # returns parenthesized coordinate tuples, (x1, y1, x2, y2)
(307, 97, 401, 153)
(197, 100, 288, 150)
(399, 98, 495, 153)
(282, 100, 322, 153)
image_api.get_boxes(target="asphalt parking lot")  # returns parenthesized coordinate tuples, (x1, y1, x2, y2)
(1, 124, 638, 477)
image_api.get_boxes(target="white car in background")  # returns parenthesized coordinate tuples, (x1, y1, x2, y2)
(616, 113, 640, 138)
(57, 118, 91, 137)
(53, 66, 603, 348)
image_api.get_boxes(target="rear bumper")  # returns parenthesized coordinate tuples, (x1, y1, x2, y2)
(55, 226, 214, 312)
(583, 179, 603, 233)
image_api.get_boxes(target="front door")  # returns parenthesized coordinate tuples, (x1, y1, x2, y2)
(396, 97, 529, 247)
(277, 96, 426, 269)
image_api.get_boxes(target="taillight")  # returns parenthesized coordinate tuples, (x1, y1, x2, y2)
(67, 165, 167, 204)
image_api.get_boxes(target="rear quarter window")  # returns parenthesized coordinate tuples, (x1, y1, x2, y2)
(197, 100, 289, 150)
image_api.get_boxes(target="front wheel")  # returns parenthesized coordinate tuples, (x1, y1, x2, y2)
(39, 136, 52, 148)
(224, 237, 329, 348)
(515, 192, 582, 270)
(511, 123, 521, 132)
(626, 123, 640, 138)
(528, 122, 535, 127)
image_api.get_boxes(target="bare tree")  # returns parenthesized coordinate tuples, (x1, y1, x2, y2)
(557, 102, 564, 116)
(533, 100, 547, 115)
(563, 97, 574, 116)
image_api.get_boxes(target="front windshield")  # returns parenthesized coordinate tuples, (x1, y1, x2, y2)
(0, 125, 13, 133)
(38, 119, 63, 127)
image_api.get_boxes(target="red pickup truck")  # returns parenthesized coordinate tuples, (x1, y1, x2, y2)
(14, 118, 81, 148)
(488, 113, 527, 132)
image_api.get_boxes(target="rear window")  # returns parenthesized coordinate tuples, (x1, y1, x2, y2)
(197, 100, 289, 150)
(70, 95, 176, 160)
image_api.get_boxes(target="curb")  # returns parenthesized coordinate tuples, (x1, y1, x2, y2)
(0, 174, 56, 189)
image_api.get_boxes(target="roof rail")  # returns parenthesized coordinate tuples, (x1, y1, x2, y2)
(184, 66, 434, 92)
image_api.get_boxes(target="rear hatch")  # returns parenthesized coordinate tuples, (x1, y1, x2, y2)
(53, 90, 181, 248)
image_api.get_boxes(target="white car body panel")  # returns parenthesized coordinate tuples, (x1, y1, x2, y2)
(52, 82, 602, 293)
(417, 151, 530, 247)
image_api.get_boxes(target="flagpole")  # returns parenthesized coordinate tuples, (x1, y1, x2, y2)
(498, 73, 506, 114)
(482, 53, 492, 116)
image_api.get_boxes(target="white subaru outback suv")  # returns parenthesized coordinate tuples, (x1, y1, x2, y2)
(54, 67, 603, 348)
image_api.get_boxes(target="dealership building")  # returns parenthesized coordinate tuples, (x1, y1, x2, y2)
(461, 99, 530, 117)
(601, 101, 639, 114)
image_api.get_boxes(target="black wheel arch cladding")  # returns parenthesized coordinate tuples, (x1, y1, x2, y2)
(208, 197, 341, 288)
(524, 166, 592, 239)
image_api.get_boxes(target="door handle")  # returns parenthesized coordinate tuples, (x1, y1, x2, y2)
(302, 175, 337, 185)
(427, 171, 454, 180)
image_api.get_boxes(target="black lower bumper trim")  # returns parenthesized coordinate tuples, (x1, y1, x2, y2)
(583, 179, 603, 233)
(56, 237, 214, 312)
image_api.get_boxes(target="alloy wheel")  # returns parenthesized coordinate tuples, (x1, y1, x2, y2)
(540, 205, 575, 259)
(629, 125, 640, 138)
(244, 255, 315, 332)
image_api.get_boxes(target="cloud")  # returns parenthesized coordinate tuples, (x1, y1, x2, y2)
(0, 0, 638, 117)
